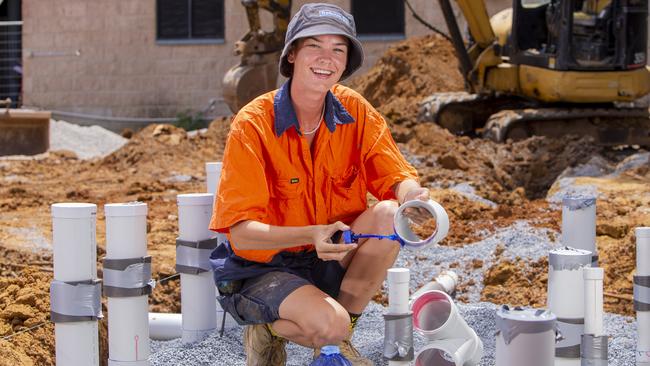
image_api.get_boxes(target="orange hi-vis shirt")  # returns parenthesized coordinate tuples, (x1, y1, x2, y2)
(209, 81, 419, 263)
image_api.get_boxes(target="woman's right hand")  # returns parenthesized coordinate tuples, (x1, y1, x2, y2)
(311, 221, 357, 261)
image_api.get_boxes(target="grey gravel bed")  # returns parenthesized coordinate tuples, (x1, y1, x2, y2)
(150, 301, 636, 365)
(150, 219, 637, 365)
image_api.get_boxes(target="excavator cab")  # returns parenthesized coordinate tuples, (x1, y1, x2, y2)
(509, 0, 648, 71)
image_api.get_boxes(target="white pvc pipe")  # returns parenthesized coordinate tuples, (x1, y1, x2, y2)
(411, 271, 459, 301)
(388, 268, 410, 314)
(637, 227, 650, 366)
(562, 196, 597, 266)
(583, 267, 604, 336)
(148, 309, 239, 340)
(548, 247, 591, 366)
(178, 193, 218, 344)
(51, 203, 100, 366)
(105, 202, 150, 366)
(205, 162, 222, 195)
(387, 268, 411, 366)
(411, 290, 483, 366)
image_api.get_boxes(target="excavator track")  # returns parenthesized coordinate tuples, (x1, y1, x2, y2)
(483, 107, 650, 146)
(419, 92, 650, 146)
(418, 92, 534, 136)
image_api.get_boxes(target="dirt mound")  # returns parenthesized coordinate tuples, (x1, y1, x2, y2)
(350, 34, 464, 128)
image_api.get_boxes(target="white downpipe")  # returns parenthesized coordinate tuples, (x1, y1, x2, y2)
(637, 227, 650, 366)
(178, 193, 217, 344)
(548, 247, 591, 366)
(51, 203, 100, 366)
(562, 196, 597, 266)
(411, 290, 483, 366)
(495, 307, 556, 366)
(411, 271, 459, 301)
(205, 162, 222, 195)
(387, 268, 411, 366)
(583, 267, 604, 336)
(105, 203, 150, 366)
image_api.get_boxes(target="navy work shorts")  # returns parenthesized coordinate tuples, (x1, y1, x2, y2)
(211, 244, 347, 325)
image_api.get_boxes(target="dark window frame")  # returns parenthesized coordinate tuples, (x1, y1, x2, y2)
(156, 0, 225, 45)
(351, 0, 406, 40)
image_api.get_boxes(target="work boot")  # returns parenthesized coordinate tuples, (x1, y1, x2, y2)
(313, 339, 374, 366)
(243, 324, 287, 366)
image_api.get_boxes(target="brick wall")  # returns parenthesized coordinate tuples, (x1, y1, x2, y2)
(21, 0, 511, 119)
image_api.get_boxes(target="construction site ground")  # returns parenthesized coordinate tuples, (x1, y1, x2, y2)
(1, 34, 648, 365)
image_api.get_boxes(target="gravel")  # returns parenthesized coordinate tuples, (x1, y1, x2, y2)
(150, 300, 637, 365)
(150, 218, 637, 365)
(49, 119, 128, 159)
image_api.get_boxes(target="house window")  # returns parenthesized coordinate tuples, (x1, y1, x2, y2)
(351, 0, 405, 38)
(156, 0, 224, 43)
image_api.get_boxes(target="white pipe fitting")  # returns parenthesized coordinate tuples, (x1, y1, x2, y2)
(51, 203, 100, 366)
(548, 247, 592, 366)
(177, 193, 218, 344)
(205, 162, 222, 195)
(562, 196, 597, 267)
(394, 199, 449, 250)
(104, 202, 150, 366)
(385, 268, 413, 366)
(411, 290, 483, 366)
(495, 307, 556, 366)
(636, 227, 650, 366)
(411, 271, 459, 301)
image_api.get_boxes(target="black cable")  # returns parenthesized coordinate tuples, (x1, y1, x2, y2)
(403, 0, 453, 43)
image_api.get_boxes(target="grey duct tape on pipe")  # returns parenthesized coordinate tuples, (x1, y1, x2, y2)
(555, 317, 584, 358)
(581, 334, 608, 365)
(549, 247, 592, 271)
(495, 306, 556, 345)
(634, 275, 650, 311)
(50, 279, 103, 323)
(176, 237, 221, 274)
(383, 313, 414, 361)
(103, 256, 154, 297)
(562, 197, 596, 211)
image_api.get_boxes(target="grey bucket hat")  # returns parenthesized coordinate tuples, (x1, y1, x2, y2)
(279, 3, 364, 80)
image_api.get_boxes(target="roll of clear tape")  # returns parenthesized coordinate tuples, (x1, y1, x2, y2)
(394, 199, 449, 250)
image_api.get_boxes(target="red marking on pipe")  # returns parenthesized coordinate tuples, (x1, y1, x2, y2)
(135, 335, 139, 359)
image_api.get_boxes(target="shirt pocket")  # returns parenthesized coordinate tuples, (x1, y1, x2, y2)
(327, 165, 366, 222)
(270, 178, 304, 200)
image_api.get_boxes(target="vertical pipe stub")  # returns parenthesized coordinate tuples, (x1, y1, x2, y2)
(562, 196, 597, 267)
(51, 203, 100, 366)
(635, 227, 650, 366)
(205, 162, 223, 195)
(495, 306, 556, 366)
(548, 247, 591, 363)
(385, 268, 413, 363)
(177, 193, 218, 344)
(104, 202, 151, 366)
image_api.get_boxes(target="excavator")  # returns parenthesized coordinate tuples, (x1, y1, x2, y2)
(223, 0, 650, 146)
(421, 0, 650, 145)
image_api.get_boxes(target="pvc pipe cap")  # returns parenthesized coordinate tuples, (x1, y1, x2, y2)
(583, 267, 604, 280)
(104, 202, 148, 217)
(177, 193, 214, 206)
(205, 162, 222, 172)
(388, 268, 410, 282)
(51, 203, 97, 218)
(636, 227, 650, 238)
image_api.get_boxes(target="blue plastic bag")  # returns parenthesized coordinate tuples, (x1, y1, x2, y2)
(309, 345, 352, 366)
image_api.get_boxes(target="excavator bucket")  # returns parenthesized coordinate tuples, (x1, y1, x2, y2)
(222, 51, 281, 114)
(0, 108, 51, 156)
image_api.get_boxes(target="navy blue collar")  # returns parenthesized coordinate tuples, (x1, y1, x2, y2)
(273, 80, 355, 137)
